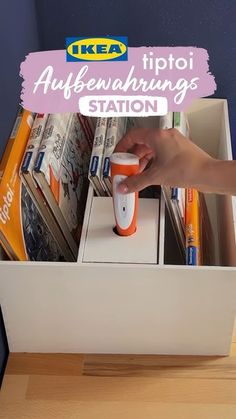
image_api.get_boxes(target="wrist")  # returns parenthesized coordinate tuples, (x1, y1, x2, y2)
(195, 158, 236, 195)
(194, 157, 220, 192)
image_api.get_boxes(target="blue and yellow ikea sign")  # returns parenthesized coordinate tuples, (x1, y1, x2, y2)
(66, 36, 128, 62)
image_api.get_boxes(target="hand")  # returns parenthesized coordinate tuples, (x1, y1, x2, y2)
(114, 128, 215, 193)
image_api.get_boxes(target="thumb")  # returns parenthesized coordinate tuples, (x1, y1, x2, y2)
(117, 169, 153, 194)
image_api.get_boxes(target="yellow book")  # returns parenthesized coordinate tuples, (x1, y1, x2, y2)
(0, 108, 34, 260)
(185, 188, 201, 265)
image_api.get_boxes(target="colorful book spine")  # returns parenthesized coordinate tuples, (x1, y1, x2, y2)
(0, 108, 35, 260)
(186, 188, 201, 265)
(88, 117, 108, 196)
(21, 113, 48, 175)
(0, 109, 27, 181)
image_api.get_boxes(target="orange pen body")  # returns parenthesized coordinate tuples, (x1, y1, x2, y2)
(110, 153, 139, 236)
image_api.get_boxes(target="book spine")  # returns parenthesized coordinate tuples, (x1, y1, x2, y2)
(34, 113, 72, 198)
(88, 117, 108, 196)
(21, 113, 48, 175)
(77, 113, 94, 149)
(0, 107, 24, 182)
(171, 187, 178, 200)
(0, 109, 34, 260)
(172, 112, 190, 218)
(186, 188, 201, 265)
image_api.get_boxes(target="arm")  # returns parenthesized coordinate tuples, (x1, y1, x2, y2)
(114, 127, 236, 195)
(197, 159, 236, 195)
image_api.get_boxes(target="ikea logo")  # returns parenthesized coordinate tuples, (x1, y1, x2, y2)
(66, 37, 128, 62)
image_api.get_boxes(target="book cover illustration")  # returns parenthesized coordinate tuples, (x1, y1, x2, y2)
(60, 116, 91, 241)
(34, 113, 91, 256)
(21, 183, 64, 261)
(21, 112, 75, 261)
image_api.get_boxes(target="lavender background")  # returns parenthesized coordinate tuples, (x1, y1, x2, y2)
(20, 47, 216, 113)
(0, 0, 236, 376)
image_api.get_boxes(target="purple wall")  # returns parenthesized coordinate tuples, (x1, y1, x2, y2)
(35, 0, 236, 157)
(0, 0, 40, 158)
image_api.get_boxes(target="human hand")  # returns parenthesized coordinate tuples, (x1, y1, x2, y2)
(114, 128, 216, 193)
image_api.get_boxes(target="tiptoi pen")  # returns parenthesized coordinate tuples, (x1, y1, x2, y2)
(110, 152, 139, 236)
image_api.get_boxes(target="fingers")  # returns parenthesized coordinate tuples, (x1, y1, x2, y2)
(131, 143, 153, 159)
(117, 167, 154, 194)
(139, 151, 154, 172)
(114, 128, 153, 153)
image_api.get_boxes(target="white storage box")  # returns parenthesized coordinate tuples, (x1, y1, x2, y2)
(0, 98, 236, 355)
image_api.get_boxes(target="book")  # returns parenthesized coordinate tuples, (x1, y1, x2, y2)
(0, 107, 34, 260)
(0, 108, 68, 261)
(171, 187, 185, 224)
(185, 188, 201, 265)
(21, 182, 66, 261)
(159, 112, 185, 261)
(21, 113, 48, 174)
(199, 193, 215, 266)
(0, 243, 8, 260)
(77, 114, 94, 149)
(88, 117, 108, 196)
(0, 108, 33, 180)
(21, 113, 75, 262)
(172, 112, 190, 221)
(185, 191, 215, 266)
(102, 117, 127, 195)
(33, 113, 91, 259)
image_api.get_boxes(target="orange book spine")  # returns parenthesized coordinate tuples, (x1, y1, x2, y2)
(185, 188, 201, 265)
(0, 109, 34, 260)
(0, 108, 24, 181)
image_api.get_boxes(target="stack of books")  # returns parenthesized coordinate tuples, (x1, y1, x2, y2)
(0, 109, 214, 266)
(0, 108, 94, 262)
(160, 112, 215, 266)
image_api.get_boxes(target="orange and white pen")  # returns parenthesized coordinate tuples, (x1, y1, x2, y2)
(110, 152, 139, 236)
